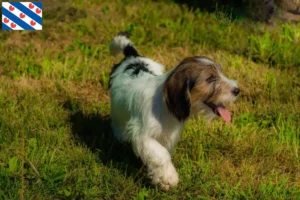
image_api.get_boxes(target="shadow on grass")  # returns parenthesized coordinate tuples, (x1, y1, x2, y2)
(67, 104, 145, 181)
(172, 0, 275, 22)
(173, 0, 246, 20)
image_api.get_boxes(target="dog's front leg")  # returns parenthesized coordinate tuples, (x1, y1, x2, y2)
(132, 136, 179, 191)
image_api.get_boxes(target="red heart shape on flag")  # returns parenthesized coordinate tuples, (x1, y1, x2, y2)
(36, 8, 41, 14)
(30, 20, 36, 26)
(4, 18, 9, 23)
(11, 23, 16, 28)
(29, 3, 34, 9)
(9, 5, 15, 11)
(20, 13, 25, 19)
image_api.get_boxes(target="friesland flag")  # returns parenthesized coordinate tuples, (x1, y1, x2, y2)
(2, 2, 42, 30)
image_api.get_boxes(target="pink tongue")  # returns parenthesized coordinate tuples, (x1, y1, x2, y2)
(216, 106, 231, 123)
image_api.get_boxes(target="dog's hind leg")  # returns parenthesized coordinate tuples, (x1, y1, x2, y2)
(132, 136, 179, 191)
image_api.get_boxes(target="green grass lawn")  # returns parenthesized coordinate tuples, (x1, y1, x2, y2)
(0, 0, 300, 199)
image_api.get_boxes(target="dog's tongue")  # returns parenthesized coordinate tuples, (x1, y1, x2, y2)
(217, 106, 231, 123)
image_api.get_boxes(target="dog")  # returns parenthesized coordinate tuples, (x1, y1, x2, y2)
(108, 32, 240, 191)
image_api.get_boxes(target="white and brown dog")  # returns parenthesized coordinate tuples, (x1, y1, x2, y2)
(108, 32, 240, 191)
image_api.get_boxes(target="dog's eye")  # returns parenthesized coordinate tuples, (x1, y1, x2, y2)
(206, 75, 216, 83)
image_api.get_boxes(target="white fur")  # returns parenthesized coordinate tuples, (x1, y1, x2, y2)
(196, 57, 214, 65)
(110, 64, 181, 189)
(221, 74, 238, 88)
(109, 35, 181, 189)
(108, 34, 239, 190)
(110, 56, 165, 81)
(109, 35, 133, 56)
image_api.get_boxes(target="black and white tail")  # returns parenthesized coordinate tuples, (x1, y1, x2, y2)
(109, 32, 139, 57)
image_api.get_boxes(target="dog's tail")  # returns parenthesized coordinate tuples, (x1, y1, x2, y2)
(109, 32, 139, 57)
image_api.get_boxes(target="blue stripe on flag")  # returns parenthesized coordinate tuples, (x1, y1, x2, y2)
(10, 2, 42, 25)
(32, 2, 42, 10)
(2, 23, 13, 30)
(2, 8, 35, 30)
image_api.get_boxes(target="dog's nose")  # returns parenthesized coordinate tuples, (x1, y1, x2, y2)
(232, 87, 240, 96)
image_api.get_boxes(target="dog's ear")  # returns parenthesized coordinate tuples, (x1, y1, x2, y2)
(163, 66, 197, 121)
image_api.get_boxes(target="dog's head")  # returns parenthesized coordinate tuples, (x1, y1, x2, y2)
(163, 56, 240, 122)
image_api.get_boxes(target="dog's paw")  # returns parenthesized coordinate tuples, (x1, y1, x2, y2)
(159, 183, 170, 191)
(157, 170, 178, 191)
(161, 163, 179, 186)
(150, 162, 179, 191)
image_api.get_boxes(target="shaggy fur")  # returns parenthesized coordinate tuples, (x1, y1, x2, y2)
(108, 32, 240, 191)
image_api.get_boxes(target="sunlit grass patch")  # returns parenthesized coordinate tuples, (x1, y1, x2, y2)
(0, 0, 299, 199)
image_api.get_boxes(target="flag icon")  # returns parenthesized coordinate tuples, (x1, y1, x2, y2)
(2, 2, 42, 30)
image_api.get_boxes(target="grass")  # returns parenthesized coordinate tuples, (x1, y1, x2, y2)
(0, 0, 300, 199)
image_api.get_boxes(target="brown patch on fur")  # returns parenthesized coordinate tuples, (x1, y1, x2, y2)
(163, 56, 218, 121)
(189, 68, 219, 103)
(164, 56, 236, 121)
